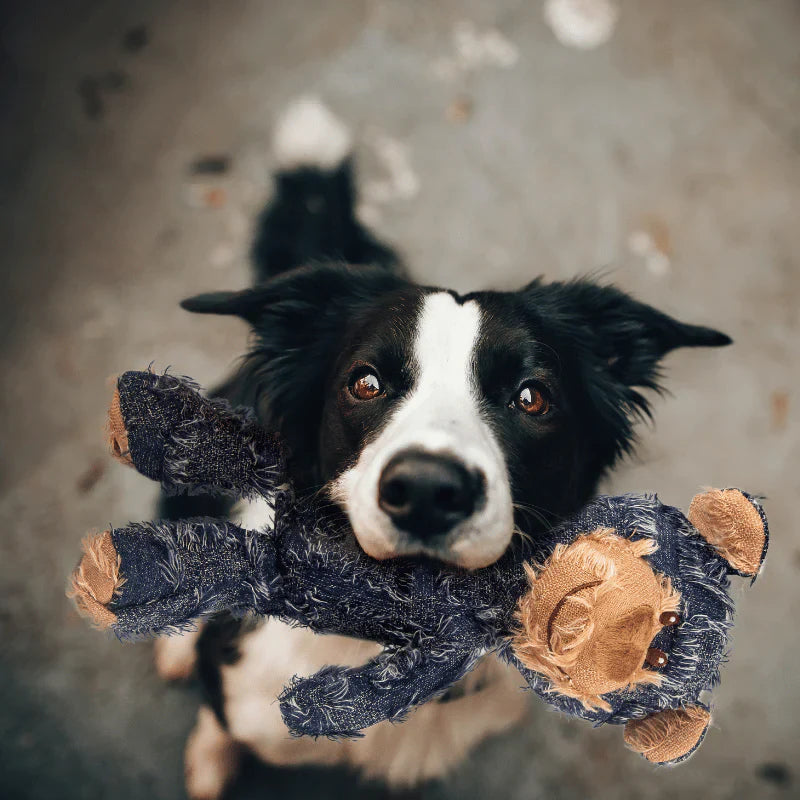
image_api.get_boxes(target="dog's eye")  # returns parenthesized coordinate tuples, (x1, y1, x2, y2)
(513, 382, 551, 416)
(350, 371, 383, 401)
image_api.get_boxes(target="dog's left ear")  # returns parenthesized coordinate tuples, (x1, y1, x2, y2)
(181, 264, 408, 482)
(525, 278, 731, 390)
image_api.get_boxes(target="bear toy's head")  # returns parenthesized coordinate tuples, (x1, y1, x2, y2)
(512, 528, 682, 711)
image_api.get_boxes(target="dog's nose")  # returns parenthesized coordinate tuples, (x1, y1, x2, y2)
(378, 449, 484, 539)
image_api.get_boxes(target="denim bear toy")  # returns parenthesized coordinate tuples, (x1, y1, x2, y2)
(69, 371, 769, 764)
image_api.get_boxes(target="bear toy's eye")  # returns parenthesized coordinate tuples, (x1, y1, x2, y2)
(350, 370, 383, 401)
(659, 611, 681, 627)
(512, 382, 551, 416)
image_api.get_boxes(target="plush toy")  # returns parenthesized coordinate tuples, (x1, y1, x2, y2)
(69, 371, 769, 765)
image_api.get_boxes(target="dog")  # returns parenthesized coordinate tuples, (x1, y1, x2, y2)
(153, 98, 731, 799)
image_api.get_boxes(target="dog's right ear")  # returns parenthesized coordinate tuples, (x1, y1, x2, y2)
(181, 289, 269, 325)
(181, 263, 404, 327)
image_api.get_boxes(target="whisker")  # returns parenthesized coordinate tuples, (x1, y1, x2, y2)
(512, 503, 553, 532)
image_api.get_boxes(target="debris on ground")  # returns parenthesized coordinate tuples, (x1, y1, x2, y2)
(123, 25, 149, 53)
(76, 458, 107, 494)
(184, 184, 228, 209)
(446, 95, 474, 124)
(432, 20, 519, 81)
(770, 391, 790, 432)
(627, 217, 673, 277)
(359, 128, 420, 223)
(189, 155, 232, 176)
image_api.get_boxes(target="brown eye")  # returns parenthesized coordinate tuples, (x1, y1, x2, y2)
(350, 371, 383, 401)
(514, 382, 551, 416)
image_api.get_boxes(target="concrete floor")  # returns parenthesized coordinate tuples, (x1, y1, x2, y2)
(1, 1, 799, 798)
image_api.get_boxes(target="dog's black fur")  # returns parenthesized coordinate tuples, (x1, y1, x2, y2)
(161, 151, 731, 728)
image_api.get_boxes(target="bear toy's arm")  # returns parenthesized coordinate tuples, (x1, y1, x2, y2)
(69, 513, 487, 736)
(69, 518, 284, 638)
(109, 371, 286, 499)
(279, 646, 481, 739)
(69, 509, 412, 644)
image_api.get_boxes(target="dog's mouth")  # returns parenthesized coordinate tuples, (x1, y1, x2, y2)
(336, 515, 513, 569)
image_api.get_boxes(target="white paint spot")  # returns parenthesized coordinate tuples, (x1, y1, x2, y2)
(453, 20, 520, 70)
(543, 0, 619, 50)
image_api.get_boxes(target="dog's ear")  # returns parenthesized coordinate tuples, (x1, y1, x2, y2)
(181, 263, 403, 325)
(524, 277, 731, 390)
(182, 264, 407, 477)
(522, 278, 731, 460)
(181, 289, 270, 324)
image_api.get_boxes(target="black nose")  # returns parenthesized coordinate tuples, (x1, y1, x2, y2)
(378, 449, 485, 539)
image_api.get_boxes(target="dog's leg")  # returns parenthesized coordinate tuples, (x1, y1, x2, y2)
(211, 623, 527, 787)
(154, 628, 202, 681)
(185, 706, 241, 800)
(220, 620, 380, 767)
(352, 654, 528, 786)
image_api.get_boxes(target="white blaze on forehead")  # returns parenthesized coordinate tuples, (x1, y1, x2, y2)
(366, 292, 485, 457)
(412, 292, 481, 411)
(331, 291, 515, 569)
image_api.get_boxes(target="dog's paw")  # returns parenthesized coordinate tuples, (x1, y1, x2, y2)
(154, 628, 201, 682)
(185, 706, 241, 800)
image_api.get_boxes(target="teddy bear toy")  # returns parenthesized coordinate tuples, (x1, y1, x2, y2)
(69, 371, 769, 765)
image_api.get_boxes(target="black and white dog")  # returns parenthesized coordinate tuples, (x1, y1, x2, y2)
(155, 99, 731, 799)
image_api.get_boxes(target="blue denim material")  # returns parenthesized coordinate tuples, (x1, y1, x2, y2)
(99, 371, 767, 757)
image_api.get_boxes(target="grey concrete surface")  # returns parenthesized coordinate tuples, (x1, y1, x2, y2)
(1, 1, 798, 798)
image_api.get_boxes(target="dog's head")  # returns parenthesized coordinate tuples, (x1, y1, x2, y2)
(184, 264, 730, 569)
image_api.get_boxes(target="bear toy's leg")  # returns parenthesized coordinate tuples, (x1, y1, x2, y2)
(623, 706, 711, 764)
(687, 489, 768, 577)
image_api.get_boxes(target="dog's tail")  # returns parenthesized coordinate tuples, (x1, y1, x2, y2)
(252, 96, 399, 284)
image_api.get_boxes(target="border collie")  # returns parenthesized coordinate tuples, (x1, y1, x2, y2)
(154, 98, 731, 799)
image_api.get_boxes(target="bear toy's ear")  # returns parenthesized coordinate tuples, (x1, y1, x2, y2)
(624, 706, 711, 764)
(68, 530, 121, 629)
(688, 489, 769, 577)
